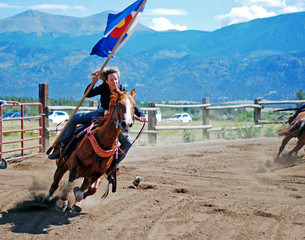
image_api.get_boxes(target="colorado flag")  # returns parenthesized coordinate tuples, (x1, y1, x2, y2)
(90, 0, 146, 57)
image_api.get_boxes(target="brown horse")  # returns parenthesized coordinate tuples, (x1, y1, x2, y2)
(276, 111, 305, 160)
(45, 88, 136, 212)
(289, 111, 305, 125)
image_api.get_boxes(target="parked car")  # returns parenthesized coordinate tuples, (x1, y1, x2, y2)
(48, 111, 69, 124)
(2, 112, 30, 119)
(144, 110, 162, 122)
(168, 113, 192, 123)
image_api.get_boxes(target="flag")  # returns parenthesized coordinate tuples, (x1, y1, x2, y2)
(90, 0, 146, 57)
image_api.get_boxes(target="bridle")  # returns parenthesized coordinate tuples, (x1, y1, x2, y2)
(110, 92, 135, 130)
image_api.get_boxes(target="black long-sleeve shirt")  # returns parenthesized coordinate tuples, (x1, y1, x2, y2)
(85, 82, 144, 117)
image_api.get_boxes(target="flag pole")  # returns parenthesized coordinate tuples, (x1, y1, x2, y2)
(47, 0, 147, 155)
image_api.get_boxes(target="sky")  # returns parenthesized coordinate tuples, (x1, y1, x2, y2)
(0, 0, 304, 31)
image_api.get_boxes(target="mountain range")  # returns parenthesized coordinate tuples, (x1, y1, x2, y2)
(0, 10, 305, 103)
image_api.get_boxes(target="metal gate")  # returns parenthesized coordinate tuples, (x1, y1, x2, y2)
(0, 101, 43, 169)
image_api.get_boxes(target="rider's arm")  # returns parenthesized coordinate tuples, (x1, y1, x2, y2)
(84, 73, 103, 98)
(135, 105, 147, 122)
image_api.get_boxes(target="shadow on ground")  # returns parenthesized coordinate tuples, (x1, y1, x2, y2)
(0, 194, 82, 234)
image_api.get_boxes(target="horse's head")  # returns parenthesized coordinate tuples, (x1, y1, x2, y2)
(110, 88, 136, 133)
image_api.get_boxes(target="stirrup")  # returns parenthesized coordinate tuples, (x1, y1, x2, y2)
(48, 148, 60, 159)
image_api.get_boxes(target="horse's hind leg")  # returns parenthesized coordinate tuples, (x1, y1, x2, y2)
(46, 161, 68, 201)
(84, 176, 103, 199)
(288, 134, 305, 157)
(72, 176, 103, 213)
(72, 178, 91, 213)
(288, 143, 304, 158)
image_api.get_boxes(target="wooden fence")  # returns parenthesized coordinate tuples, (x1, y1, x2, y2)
(39, 84, 305, 147)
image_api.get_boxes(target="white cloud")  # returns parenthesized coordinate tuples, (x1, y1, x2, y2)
(0, 3, 85, 11)
(238, 0, 305, 13)
(238, 0, 287, 7)
(281, 5, 304, 12)
(149, 17, 187, 31)
(30, 4, 85, 11)
(146, 8, 188, 16)
(281, 0, 305, 13)
(217, 5, 276, 27)
(0, 3, 19, 8)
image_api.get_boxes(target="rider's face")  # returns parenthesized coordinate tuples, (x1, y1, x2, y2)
(106, 73, 119, 91)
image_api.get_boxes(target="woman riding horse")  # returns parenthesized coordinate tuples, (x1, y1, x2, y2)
(46, 87, 139, 212)
(48, 66, 146, 168)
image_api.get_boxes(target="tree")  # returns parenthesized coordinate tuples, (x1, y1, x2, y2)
(296, 89, 305, 100)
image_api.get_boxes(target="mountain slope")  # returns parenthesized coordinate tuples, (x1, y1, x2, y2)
(0, 10, 152, 35)
(0, 10, 304, 102)
(186, 11, 305, 58)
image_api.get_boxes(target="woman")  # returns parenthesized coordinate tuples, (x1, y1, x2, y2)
(48, 67, 146, 164)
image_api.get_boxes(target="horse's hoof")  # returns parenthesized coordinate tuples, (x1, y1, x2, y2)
(55, 199, 68, 212)
(41, 195, 51, 204)
(72, 202, 82, 214)
(42, 192, 53, 203)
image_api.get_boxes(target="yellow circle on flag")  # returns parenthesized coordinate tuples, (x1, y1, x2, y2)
(117, 19, 126, 28)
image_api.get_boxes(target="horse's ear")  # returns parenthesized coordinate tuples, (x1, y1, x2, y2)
(131, 88, 136, 98)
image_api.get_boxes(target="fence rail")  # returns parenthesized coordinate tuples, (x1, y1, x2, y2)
(37, 84, 305, 147)
(2, 86, 304, 168)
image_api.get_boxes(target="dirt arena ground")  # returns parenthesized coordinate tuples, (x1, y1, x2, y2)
(0, 137, 305, 240)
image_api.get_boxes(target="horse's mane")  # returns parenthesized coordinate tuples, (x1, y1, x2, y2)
(96, 88, 123, 127)
(108, 89, 122, 110)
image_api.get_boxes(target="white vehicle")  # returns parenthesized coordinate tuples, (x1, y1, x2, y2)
(144, 110, 162, 122)
(168, 113, 192, 123)
(156, 110, 162, 122)
(48, 111, 69, 124)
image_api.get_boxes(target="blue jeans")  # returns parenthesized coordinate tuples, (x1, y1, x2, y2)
(118, 132, 132, 164)
(59, 110, 104, 144)
(59, 110, 132, 163)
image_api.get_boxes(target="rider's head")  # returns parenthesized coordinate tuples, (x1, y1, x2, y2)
(102, 67, 120, 91)
(100, 67, 120, 82)
(90, 67, 120, 91)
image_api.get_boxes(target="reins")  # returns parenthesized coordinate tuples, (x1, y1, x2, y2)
(132, 116, 146, 145)
(110, 92, 123, 129)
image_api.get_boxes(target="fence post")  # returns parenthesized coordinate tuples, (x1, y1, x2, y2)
(148, 102, 157, 144)
(39, 84, 49, 153)
(89, 100, 98, 108)
(202, 97, 210, 139)
(254, 97, 261, 124)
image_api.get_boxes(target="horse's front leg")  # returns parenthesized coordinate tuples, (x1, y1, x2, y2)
(55, 168, 78, 212)
(276, 133, 294, 160)
(45, 159, 68, 201)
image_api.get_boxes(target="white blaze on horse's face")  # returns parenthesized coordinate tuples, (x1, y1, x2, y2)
(121, 97, 133, 132)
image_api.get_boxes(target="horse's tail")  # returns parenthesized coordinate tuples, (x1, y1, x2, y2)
(277, 126, 291, 136)
(277, 118, 305, 137)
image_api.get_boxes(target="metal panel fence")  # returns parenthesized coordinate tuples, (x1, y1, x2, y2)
(0, 101, 43, 168)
